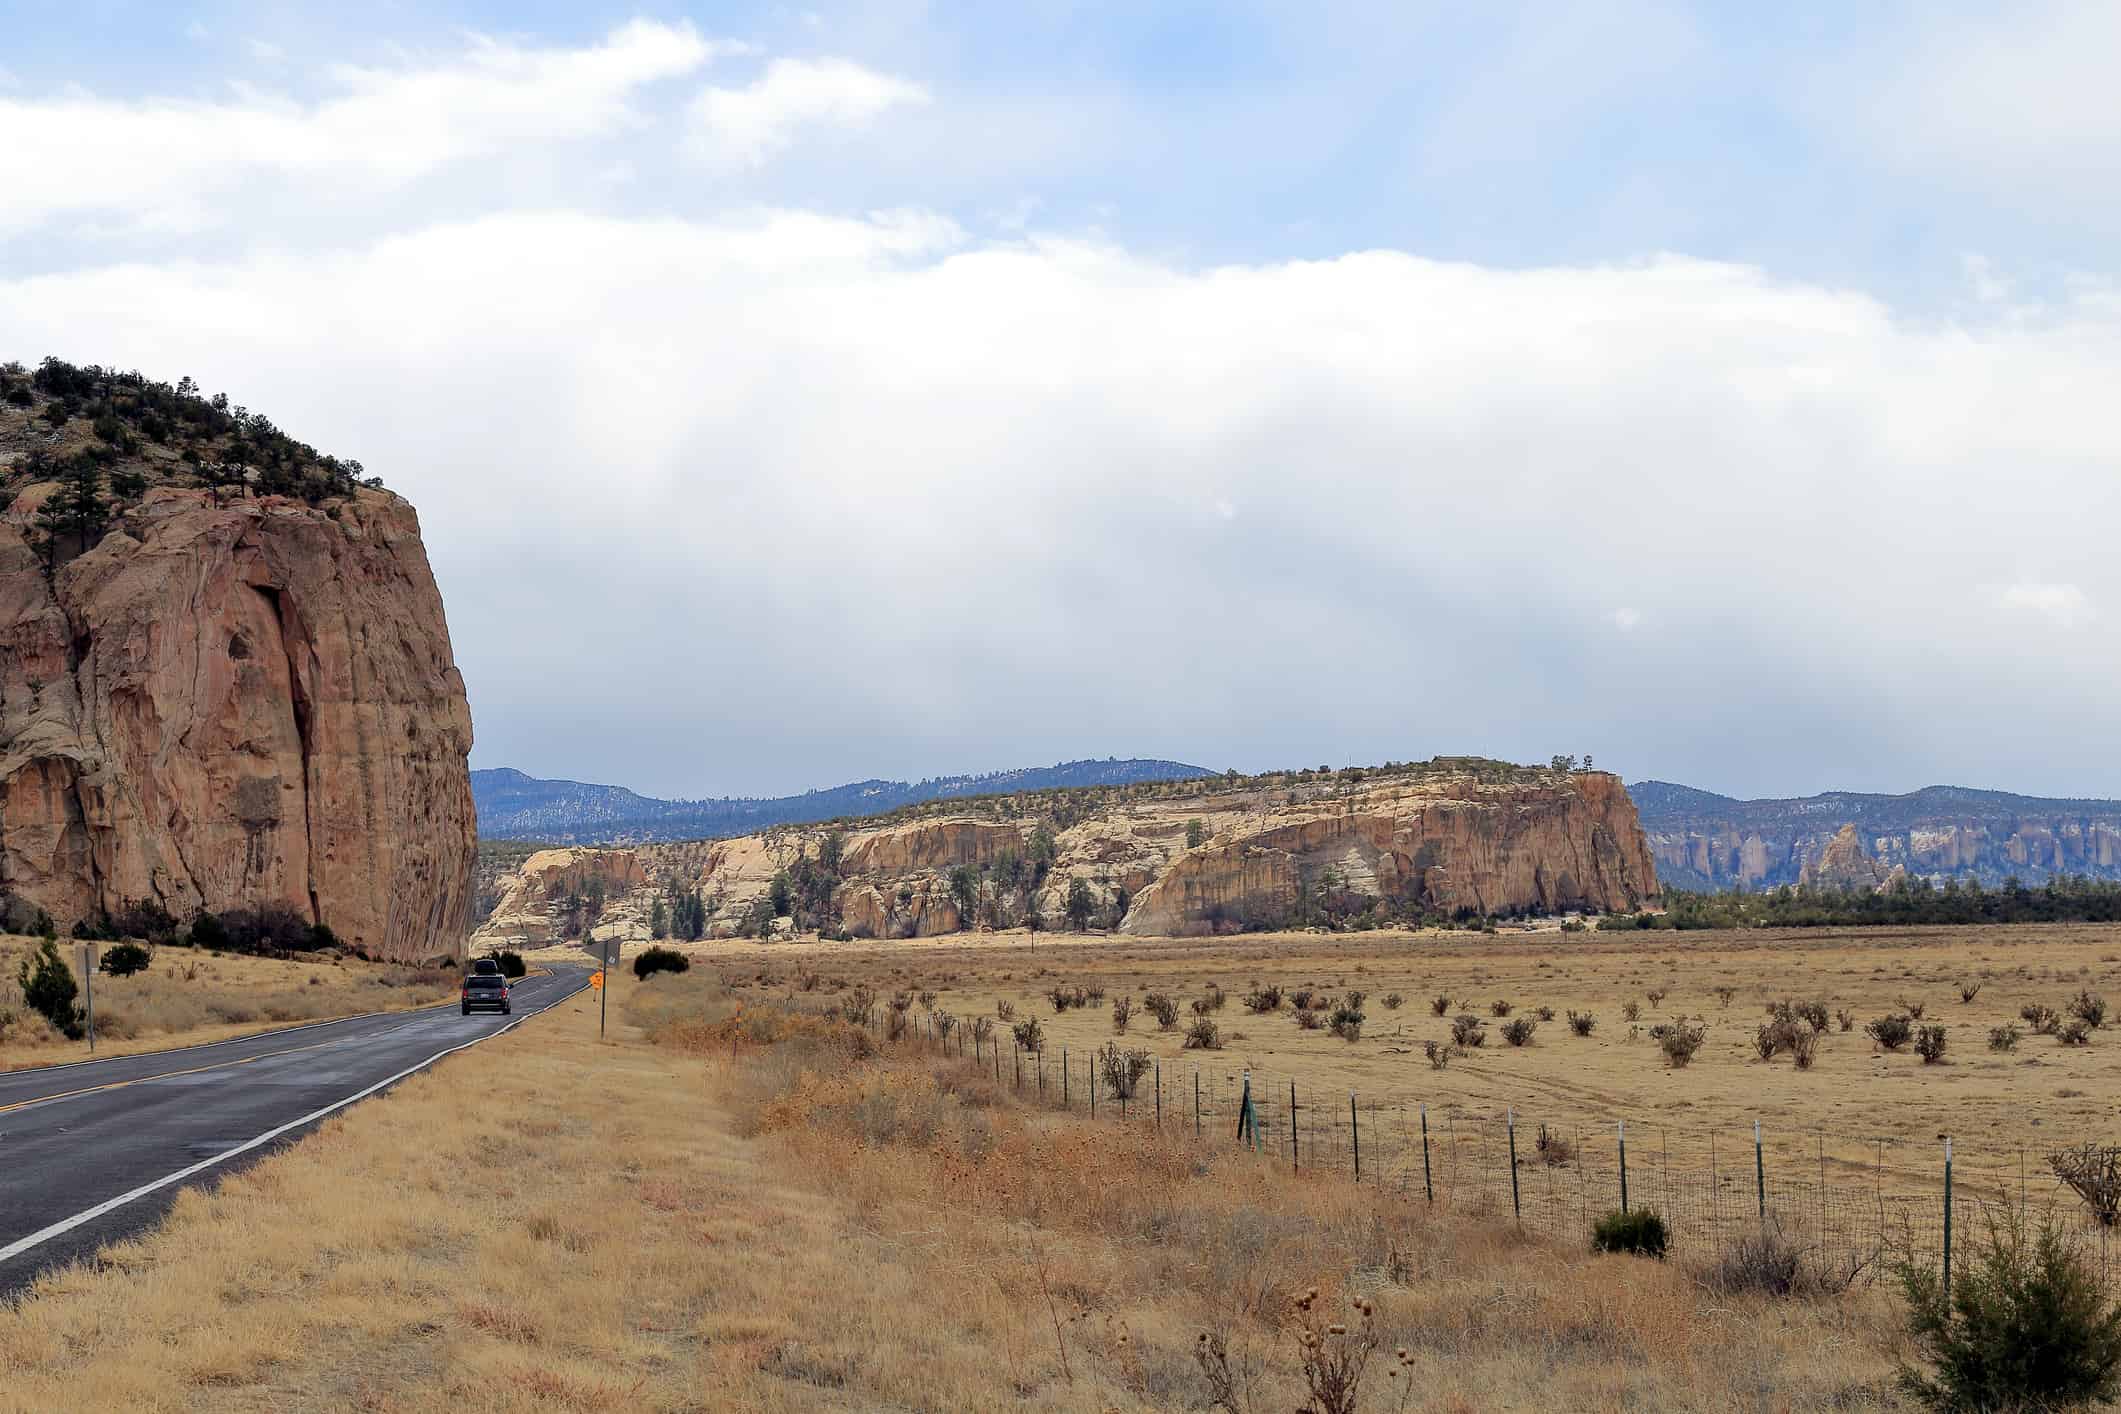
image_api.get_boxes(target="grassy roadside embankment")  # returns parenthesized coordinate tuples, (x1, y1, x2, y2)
(0, 964, 1913, 1411)
(0, 934, 459, 1072)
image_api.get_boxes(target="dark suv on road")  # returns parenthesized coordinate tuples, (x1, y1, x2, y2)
(461, 957, 511, 1016)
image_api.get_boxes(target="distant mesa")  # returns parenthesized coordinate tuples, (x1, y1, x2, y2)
(472, 757, 1660, 948)
(1632, 780, 2121, 891)
(471, 758, 1219, 843)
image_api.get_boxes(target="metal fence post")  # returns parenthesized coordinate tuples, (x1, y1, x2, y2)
(1507, 1108, 1521, 1222)
(1194, 1071, 1202, 1138)
(1755, 1119, 1766, 1220)
(1290, 1080, 1299, 1171)
(1944, 1137, 1954, 1299)
(1618, 1120, 1629, 1212)
(1063, 1048, 1069, 1109)
(1351, 1093, 1361, 1182)
(1421, 1104, 1434, 1203)
(1155, 1063, 1162, 1129)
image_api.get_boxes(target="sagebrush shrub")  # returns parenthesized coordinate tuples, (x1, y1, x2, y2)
(1622, 1000, 1641, 1022)
(1567, 1009, 1597, 1036)
(1450, 1014, 1486, 1047)
(634, 946, 689, 980)
(1960, 982, 1982, 1004)
(2073, 991, 2108, 1028)
(1012, 1016, 1044, 1052)
(1501, 1017, 1536, 1047)
(1490, 999, 1513, 1017)
(1660, 1021, 1706, 1068)
(1328, 999, 1364, 1042)
(1867, 1014, 1914, 1051)
(1430, 993, 1451, 1016)
(2024, 1003, 2062, 1035)
(1382, 992, 1403, 1010)
(1424, 1039, 1450, 1069)
(1244, 985, 1283, 1013)
(1915, 1025, 1948, 1064)
(1111, 994, 1134, 1033)
(1988, 1024, 2021, 1052)
(1182, 1016, 1222, 1050)
(2060, 1018, 2093, 1046)
(1535, 1124, 1573, 1165)
(1143, 992, 1179, 1029)
(1592, 1208, 1668, 1258)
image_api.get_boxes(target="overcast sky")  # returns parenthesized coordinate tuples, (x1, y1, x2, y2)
(5, 3, 2117, 801)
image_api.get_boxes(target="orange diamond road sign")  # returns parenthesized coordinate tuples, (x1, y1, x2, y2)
(590, 971, 605, 991)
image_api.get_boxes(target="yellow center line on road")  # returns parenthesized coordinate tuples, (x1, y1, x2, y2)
(0, 1032, 377, 1117)
(0, 975, 557, 1119)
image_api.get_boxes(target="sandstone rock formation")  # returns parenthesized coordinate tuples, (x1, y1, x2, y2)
(1, 364, 475, 961)
(477, 848, 646, 945)
(1633, 780, 2121, 891)
(1798, 823, 1887, 891)
(472, 760, 1660, 948)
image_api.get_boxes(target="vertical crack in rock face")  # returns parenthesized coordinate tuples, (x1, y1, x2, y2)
(0, 486, 475, 962)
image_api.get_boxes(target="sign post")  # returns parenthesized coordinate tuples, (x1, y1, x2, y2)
(598, 937, 612, 1038)
(77, 943, 96, 1053)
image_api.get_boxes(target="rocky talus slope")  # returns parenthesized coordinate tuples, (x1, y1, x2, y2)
(0, 361, 475, 960)
(474, 762, 1659, 947)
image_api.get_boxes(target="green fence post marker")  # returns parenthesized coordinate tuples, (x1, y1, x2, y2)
(1755, 1119, 1766, 1220)
(1421, 1104, 1434, 1203)
(1507, 1108, 1521, 1222)
(1618, 1120, 1629, 1213)
(1351, 1093, 1361, 1183)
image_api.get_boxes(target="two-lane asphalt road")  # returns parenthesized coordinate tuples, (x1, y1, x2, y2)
(0, 966, 588, 1297)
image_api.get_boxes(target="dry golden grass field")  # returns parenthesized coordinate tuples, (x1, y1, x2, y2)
(0, 968, 1915, 1412)
(0, 933, 460, 1071)
(678, 925, 2121, 1132)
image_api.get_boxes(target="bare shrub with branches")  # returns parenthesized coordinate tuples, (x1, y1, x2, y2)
(1535, 1124, 1574, 1165)
(1143, 992, 1180, 1029)
(1489, 999, 1513, 1017)
(1289, 1287, 1377, 1414)
(1183, 1016, 1222, 1050)
(1424, 1039, 1451, 1070)
(1501, 1017, 1537, 1047)
(2050, 1145, 2121, 1226)
(1012, 1017, 1045, 1053)
(1110, 994, 1134, 1034)
(1567, 1010, 1597, 1036)
(1430, 994, 1451, 1016)
(1660, 1021, 1707, 1068)
(1096, 1043, 1152, 1100)
(2024, 1002, 2062, 1035)
(1960, 981, 1982, 1004)
(1450, 1014, 1486, 1048)
(2072, 990, 2108, 1028)
(1243, 984, 1283, 1014)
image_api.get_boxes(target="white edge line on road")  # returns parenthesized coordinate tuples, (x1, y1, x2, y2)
(0, 977, 588, 1270)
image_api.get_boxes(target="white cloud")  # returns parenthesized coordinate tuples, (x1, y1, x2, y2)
(0, 20, 721, 234)
(1822, 2, 2121, 218)
(7, 216, 2118, 794)
(685, 57, 928, 170)
(244, 38, 286, 63)
(1998, 582, 2092, 628)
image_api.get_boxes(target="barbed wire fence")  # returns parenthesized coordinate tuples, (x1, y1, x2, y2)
(904, 1008, 2116, 1289)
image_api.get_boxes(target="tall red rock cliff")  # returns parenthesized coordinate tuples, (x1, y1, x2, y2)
(1, 364, 475, 961)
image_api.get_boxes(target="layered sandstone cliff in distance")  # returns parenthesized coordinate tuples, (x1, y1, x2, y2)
(1633, 780, 2121, 891)
(0, 359, 475, 961)
(474, 758, 1659, 949)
